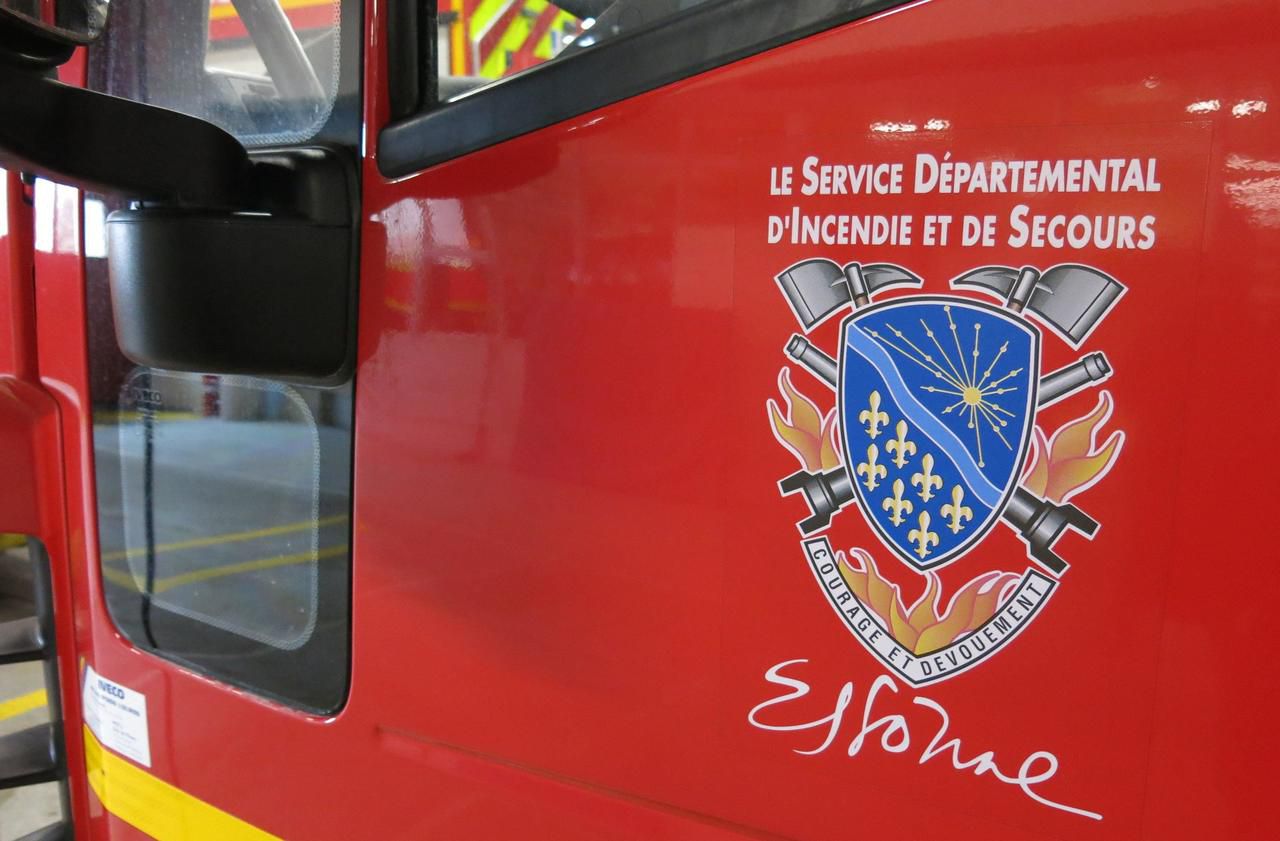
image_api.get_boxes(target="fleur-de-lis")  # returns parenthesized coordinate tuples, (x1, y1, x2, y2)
(856, 444, 887, 491)
(885, 420, 916, 468)
(911, 453, 943, 502)
(908, 511, 940, 559)
(940, 485, 973, 534)
(858, 391, 890, 439)
(881, 478, 913, 526)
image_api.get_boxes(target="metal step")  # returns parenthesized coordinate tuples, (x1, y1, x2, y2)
(0, 722, 59, 790)
(0, 615, 43, 664)
(14, 822, 73, 841)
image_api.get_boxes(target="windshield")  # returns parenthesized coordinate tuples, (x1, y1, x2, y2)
(90, 0, 345, 146)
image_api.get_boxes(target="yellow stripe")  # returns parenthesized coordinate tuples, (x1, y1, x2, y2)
(85, 725, 281, 841)
(102, 515, 348, 562)
(468, 0, 510, 38)
(101, 545, 347, 594)
(535, 10, 576, 60)
(479, 0, 540, 78)
(450, 0, 467, 76)
(0, 689, 47, 721)
(209, 0, 330, 21)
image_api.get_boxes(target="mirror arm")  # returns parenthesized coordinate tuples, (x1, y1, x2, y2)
(0, 68, 252, 208)
(0, 14, 75, 69)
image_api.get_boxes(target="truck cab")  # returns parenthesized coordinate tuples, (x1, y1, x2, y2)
(0, 0, 1277, 838)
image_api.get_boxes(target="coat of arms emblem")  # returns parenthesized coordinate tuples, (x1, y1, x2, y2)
(768, 259, 1125, 684)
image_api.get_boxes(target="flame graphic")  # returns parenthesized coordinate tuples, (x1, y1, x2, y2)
(767, 368, 841, 472)
(1023, 391, 1124, 503)
(837, 549, 1020, 655)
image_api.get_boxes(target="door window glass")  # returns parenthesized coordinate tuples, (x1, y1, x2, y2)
(99, 371, 335, 651)
(387, 0, 904, 175)
(436, 0, 714, 100)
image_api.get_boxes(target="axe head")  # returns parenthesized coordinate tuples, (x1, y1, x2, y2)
(860, 263, 925, 297)
(950, 265, 1023, 300)
(775, 259, 849, 330)
(1026, 265, 1125, 347)
(952, 264, 1124, 347)
(776, 259, 922, 331)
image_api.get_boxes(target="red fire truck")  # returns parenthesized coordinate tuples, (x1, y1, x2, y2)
(0, 0, 1277, 838)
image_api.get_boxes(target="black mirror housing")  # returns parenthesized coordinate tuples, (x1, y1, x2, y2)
(0, 66, 359, 385)
(105, 148, 359, 385)
(0, 0, 109, 55)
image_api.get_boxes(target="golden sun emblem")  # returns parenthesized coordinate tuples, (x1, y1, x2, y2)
(866, 305, 1021, 468)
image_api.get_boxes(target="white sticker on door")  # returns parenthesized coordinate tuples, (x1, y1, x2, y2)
(82, 664, 151, 767)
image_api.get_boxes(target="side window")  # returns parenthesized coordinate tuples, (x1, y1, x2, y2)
(380, 0, 905, 175)
(435, 0, 714, 101)
(83, 0, 360, 712)
(98, 372, 345, 654)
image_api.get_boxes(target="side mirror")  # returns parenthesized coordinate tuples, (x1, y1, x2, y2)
(0, 0, 110, 46)
(107, 148, 358, 385)
(0, 15, 358, 384)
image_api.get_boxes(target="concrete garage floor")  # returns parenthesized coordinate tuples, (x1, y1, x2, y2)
(0, 548, 63, 841)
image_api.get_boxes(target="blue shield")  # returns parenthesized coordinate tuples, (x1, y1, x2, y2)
(839, 297, 1039, 570)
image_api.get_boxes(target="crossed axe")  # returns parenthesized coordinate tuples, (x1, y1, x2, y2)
(773, 260, 1126, 576)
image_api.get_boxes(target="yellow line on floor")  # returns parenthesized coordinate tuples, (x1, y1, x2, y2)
(92, 410, 203, 425)
(101, 565, 138, 589)
(153, 545, 348, 593)
(100, 545, 348, 593)
(0, 688, 47, 722)
(102, 515, 348, 562)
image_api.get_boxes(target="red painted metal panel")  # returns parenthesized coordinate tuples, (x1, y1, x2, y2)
(1, 131, 91, 841)
(32, 0, 1280, 839)
(0, 173, 37, 382)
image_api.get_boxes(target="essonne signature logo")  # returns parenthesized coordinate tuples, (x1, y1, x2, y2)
(748, 659, 1102, 821)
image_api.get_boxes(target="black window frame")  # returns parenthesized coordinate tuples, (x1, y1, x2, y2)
(378, 0, 914, 178)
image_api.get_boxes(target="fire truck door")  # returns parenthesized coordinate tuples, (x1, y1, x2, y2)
(21, 0, 1280, 839)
